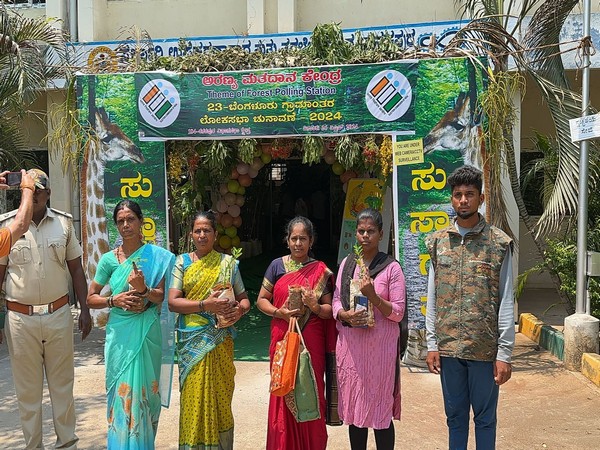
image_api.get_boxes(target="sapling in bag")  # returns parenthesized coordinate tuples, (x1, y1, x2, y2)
(270, 317, 300, 396)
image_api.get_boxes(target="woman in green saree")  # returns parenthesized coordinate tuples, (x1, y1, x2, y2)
(87, 200, 175, 449)
(168, 210, 250, 450)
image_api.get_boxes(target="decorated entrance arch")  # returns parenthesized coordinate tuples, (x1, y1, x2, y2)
(77, 56, 486, 360)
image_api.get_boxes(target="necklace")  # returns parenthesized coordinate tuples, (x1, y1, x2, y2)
(284, 255, 310, 272)
(116, 244, 142, 263)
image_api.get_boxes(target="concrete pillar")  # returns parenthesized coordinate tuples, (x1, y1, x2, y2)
(563, 313, 600, 371)
(247, 0, 265, 35)
(45, 0, 67, 27)
(277, 0, 296, 33)
(77, 0, 101, 42)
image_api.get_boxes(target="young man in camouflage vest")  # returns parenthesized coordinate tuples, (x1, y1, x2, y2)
(425, 165, 514, 450)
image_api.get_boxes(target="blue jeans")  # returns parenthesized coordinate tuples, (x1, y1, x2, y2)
(440, 357, 499, 450)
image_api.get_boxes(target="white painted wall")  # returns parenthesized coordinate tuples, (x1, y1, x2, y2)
(41, 0, 461, 41)
(296, 0, 460, 31)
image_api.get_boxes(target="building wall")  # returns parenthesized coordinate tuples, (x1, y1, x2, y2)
(99, 0, 248, 40)
(70, 0, 461, 41)
(296, 0, 460, 31)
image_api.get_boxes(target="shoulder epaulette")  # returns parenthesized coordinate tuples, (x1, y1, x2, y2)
(49, 208, 73, 219)
(0, 210, 18, 223)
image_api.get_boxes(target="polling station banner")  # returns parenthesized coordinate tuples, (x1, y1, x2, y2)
(76, 73, 169, 303)
(135, 62, 418, 140)
(392, 57, 487, 364)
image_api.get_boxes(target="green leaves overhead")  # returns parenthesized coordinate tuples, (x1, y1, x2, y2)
(301, 136, 324, 166)
(334, 135, 361, 170)
(453, 0, 596, 235)
(0, 4, 68, 169)
(237, 138, 258, 164)
(202, 140, 234, 178)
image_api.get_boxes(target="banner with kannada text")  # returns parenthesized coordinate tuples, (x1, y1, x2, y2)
(392, 58, 487, 363)
(76, 73, 169, 278)
(135, 62, 418, 140)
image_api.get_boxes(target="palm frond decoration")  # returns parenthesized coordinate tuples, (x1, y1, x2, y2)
(0, 4, 69, 170)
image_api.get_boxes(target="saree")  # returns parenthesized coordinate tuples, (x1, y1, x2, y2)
(264, 258, 334, 450)
(174, 250, 243, 450)
(102, 244, 175, 450)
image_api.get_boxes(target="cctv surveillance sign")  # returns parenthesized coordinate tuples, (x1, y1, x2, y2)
(570, 113, 600, 142)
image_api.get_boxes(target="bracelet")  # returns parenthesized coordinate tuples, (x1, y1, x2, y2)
(20, 186, 35, 192)
(273, 308, 279, 318)
(138, 285, 149, 296)
(198, 301, 205, 312)
(375, 297, 383, 308)
(107, 296, 114, 308)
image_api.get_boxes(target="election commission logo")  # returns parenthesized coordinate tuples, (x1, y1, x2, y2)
(138, 79, 180, 128)
(365, 70, 412, 122)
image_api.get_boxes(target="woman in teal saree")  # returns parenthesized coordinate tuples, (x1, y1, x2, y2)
(87, 200, 175, 449)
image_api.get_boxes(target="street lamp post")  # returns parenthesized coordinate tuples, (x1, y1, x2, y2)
(564, 0, 600, 371)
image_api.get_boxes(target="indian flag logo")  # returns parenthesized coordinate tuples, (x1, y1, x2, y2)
(365, 70, 412, 122)
(138, 79, 180, 128)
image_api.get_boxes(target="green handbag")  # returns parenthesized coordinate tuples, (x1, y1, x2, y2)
(284, 319, 321, 423)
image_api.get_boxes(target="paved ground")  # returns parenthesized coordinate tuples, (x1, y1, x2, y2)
(1, 290, 599, 449)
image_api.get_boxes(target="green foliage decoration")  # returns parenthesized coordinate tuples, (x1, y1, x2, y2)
(202, 140, 234, 178)
(301, 136, 324, 166)
(237, 138, 258, 164)
(334, 135, 361, 170)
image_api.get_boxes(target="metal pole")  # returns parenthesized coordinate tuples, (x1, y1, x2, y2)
(576, 0, 592, 314)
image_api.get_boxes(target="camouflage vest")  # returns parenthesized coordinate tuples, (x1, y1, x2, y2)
(426, 215, 512, 361)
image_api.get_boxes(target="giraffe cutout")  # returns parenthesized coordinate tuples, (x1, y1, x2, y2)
(81, 107, 144, 283)
(423, 92, 483, 170)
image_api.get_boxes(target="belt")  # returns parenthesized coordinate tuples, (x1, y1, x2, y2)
(6, 295, 69, 316)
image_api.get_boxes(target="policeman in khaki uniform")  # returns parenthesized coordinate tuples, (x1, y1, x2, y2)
(0, 169, 92, 450)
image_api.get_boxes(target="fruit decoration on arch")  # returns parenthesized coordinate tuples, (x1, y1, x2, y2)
(168, 134, 394, 253)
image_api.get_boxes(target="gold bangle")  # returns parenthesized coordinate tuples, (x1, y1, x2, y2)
(273, 308, 279, 318)
(376, 297, 383, 307)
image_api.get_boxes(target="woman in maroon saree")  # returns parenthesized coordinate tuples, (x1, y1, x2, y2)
(257, 216, 336, 450)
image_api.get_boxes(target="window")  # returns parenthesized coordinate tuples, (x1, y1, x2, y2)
(270, 163, 286, 182)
